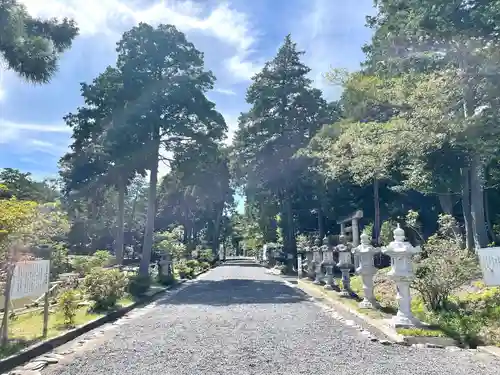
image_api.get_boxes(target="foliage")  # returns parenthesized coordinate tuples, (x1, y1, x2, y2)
(185, 259, 199, 270)
(0, 1, 78, 82)
(412, 214, 479, 311)
(157, 272, 177, 286)
(49, 243, 70, 280)
(57, 289, 79, 326)
(175, 263, 194, 279)
(128, 274, 151, 297)
(0, 197, 38, 256)
(83, 268, 128, 310)
(89, 250, 112, 267)
(379, 220, 396, 246)
(154, 227, 186, 261)
(72, 256, 92, 276)
(197, 249, 214, 264)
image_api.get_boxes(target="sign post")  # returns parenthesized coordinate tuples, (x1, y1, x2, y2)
(477, 247, 500, 286)
(1, 260, 51, 343)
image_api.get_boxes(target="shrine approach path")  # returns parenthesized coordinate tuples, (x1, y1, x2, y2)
(39, 260, 500, 375)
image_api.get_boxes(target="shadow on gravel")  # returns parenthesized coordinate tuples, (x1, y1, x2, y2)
(160, 279, 307, 306)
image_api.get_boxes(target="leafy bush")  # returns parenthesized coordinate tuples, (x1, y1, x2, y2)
(58, 289, 79, 326)
(412, 214, 479, 311)
(198, 249, 214, 263)
(176, 264, 189, 279)
(185, 267, 195, 279)
(157, 272, 177, 286)
(90, 250, 112, 268)
(128, 274, 151, 297)
(49, 243, 70, 280)
(72, 256, 92, 276)
(379, 220, 397, 246)
(186, 259, 199, 270)
(83, 268, 128, 311)
(176, 264, 195, 279)
(154, 227, 186, 260)
(199, 261, 210, 271)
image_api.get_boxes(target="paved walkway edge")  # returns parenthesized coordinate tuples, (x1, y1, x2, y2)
(477, 346, 500, 359)
(290, 278, 464, 347)
(0, 267, 214, 373)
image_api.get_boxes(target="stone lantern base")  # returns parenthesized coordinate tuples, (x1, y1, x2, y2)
(359, 299, 378, 309)
(386, 313, 422, 328)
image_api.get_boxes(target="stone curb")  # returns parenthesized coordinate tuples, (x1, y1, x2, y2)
(477, 346, 500, 359)
(0, 267, 213, 374)
(294, 279, 461, 348)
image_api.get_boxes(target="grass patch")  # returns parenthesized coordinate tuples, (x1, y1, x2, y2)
(1, 296, 135, 359)
(347, 269, 500, 347)
(397, 327, 446, 337)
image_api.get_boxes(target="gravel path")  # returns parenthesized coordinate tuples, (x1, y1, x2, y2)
(36, 261, 500, 375)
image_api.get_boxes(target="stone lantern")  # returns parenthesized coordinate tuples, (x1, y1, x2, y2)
(296, 243, 306, 279)
(159, 253, 173, 277)
(352, 233, 380, 308)
(382, 224, 422, 328)
(321, 236, 336, 289)
(336, 234, 353, 297)
(312, 237, 323, 284)
(305, 242, 315, 280)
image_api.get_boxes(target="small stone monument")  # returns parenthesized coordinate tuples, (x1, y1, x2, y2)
(336, 234, 352, 297)
(352, 232, 380, 308)
(305, 241, 315, 280)
(159, 253, 173, 277)
(312, 237, 323, 285)
(382, 225, 422, 328)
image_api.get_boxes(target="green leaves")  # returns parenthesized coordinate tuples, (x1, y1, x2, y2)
(0, 0, 78, 83)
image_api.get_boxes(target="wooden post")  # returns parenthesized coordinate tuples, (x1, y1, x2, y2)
(42, 291, 50, 338)
(1, 264, 14, 346)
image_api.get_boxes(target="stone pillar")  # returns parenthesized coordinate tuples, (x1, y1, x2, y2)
(305, 250, 315, 279)
(159, 254, 173, 277)
(336, 235, 352, 297)
(322, 241, 336, 289)
(340, 223, 346, 235)
(297, 254, 303, 278)
(351, 219, 360, 247)
(313, 248, 323, 284)
(352, 233, 380, 309)
(382, 225, 422, 328)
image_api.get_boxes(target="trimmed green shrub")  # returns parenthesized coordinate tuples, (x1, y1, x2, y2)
(83, 268, 128, 311)
(128, 274, 151, 297)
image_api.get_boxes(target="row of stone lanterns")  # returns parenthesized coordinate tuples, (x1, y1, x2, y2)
(298, 225, 422, 328)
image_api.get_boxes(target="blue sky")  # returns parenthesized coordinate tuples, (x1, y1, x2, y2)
(0, 0, 375, 182)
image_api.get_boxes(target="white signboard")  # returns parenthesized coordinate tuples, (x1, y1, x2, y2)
(477, 247, 500, 286)
(10, 260, 50, 300)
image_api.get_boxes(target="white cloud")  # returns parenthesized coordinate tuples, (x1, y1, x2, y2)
(0, 119, 69, 144)
(20, 0, 261, 82)
(213, 88, 236, 96)
(223, 113, 239, 145)
(225, 55, 261, 81)
(294, 0, 375, 100)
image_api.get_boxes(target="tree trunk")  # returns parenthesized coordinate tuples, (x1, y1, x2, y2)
(284, 191, 296, 271)
(484, 188, 494, 242)
(484, 165, 495, 242)
(139, 140, 160, 277)
(114, 179, 125, 265)
(470, 154, 489, 249)
(212, 206, 223, 257)
(373, 178, 381, 244)
(317, 206, 324, 242)
(127, 191, 138, 233)
(461, 167, 474, 252)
